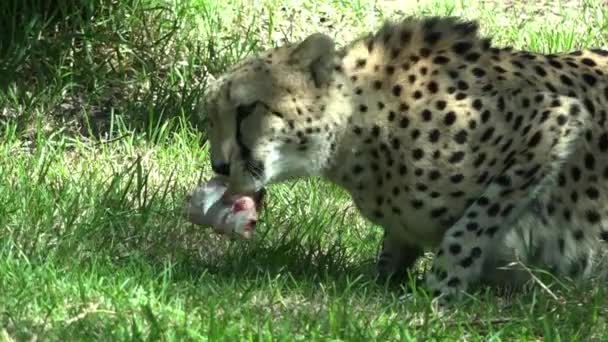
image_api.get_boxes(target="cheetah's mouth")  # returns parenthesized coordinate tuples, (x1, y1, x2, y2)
(244, 157, 265, 181)
(223, 157, 267, 195)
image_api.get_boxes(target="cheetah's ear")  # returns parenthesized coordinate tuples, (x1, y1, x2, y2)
(289, 33, 335, 88)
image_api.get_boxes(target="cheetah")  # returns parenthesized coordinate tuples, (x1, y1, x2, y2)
(201, 16, 608, 303)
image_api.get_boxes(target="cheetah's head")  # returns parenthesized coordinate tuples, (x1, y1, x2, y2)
(202, 33, 349, 194)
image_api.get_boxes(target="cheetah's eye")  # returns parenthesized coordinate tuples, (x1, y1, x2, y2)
(236, 102, 259, 119)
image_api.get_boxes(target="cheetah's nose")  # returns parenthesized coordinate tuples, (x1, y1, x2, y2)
(211, 161, 230, 176)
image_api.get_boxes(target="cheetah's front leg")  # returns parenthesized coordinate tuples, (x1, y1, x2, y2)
(425, 170, 543, 304)
(376, 230, 423, 285)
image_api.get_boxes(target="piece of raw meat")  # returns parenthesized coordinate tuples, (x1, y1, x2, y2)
(183, 178, 265, 240)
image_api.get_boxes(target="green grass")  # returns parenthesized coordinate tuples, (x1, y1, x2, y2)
(1, 0, 608, 340)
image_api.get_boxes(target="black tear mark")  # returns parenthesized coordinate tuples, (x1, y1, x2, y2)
(235, 102, 265, 178)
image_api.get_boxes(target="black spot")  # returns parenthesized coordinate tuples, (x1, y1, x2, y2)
(431, 206, 448, 218)
(586, 187, 600, 200)
(450, 174, 464, 183)
(455, 93, 467, 100)
(465, 52, 481, 62)
(466, 222, 479, 231)
(556, 239, 566, 255)
(424, 31, 442, 45)
(587, 210, 601, 224)
(435, 101, 447, 111)
(495, 175, 511, 187)
(581, 58, 597, 67)
(391, 48, 402, 59)
(411, 199, 424, 209)
(460, 257, 473, 268)
(371, 125, 380, 137)
(447, 277, 461, 287)
(511, 60, 525, 68)
(497, 97, 506, 111)
(444, 112, 457, 125)
(560, 74, 573, 86)
(427, 81, 439, 93)
(433, 56, 450, 64)
(392, 85, 402, 97)
(355, 59, 367, 69)
(429, 129, 440, 143)
(563, 209, 571, 221)
(533, 94, 545, 103)
(571, 191, 579, 203)
(480, 127, 494, 142)
(584, 98, 595, 116)
(557, 173, 567, 187)
(477, 197, 490, 206)
(534, 66, 547, 76)
(359, 104, 368, 112)
(472, 99, 483, 111)
(549, 59, 563, 69)
(421, 109, 432, 121)
(399, 116, 410, 128)
(448, 151, 465, 163)
(428, 170, 441, 181)
(591, 49, 608, 56)
(352, 165, 364, 174)
(583, 73, 597, 86)
(585, 153, 595, 170)
(449, 244, 462, 255)
(454, 130, 468, 144)
(598, 133, 608, 151)
(400, 30, 413, 44)
(366, 39, 375, 53)
(412, 149, 424, 160)
(416, 183, 428, 192)
(452, 41, 473, 54)
(457, 81, 469, 91)
(472, 68, 486, 77)
(487, 203, 501, 217)
(411, 129, 421, 140)
(485, 226, 499, 237)
(528, 131, 542, 148)
(493, 65, 507, 73)
(501, 204, 514, 217)
(473, 153, 486, 168)
(450, 191, 465, 198)
(397, 164, 407, 175)
(419, 48, 431, 58)
(454, 21, 479, 34)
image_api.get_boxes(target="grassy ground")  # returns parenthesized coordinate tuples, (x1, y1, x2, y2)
(2, 0, 608, 340)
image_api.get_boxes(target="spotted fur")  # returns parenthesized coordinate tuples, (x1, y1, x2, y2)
(202, 16, 608, 303)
